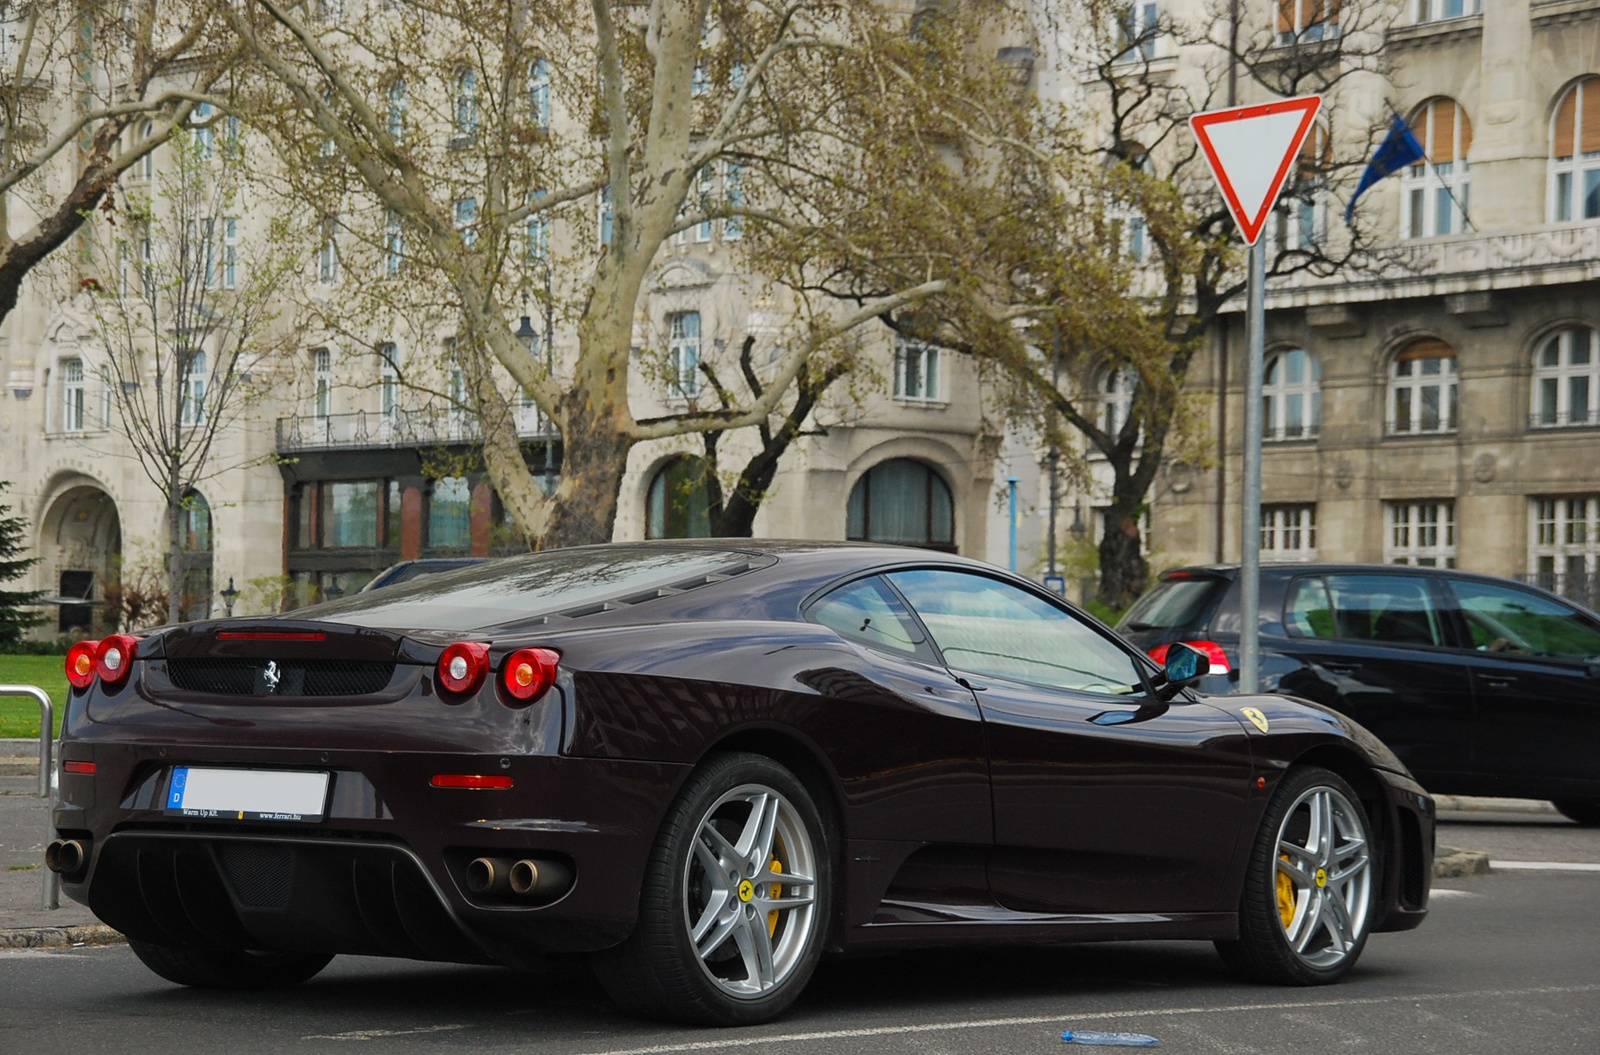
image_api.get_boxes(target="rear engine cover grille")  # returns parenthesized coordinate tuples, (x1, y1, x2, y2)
(218, 844, 293, 908)
(166, 658, 394, 697)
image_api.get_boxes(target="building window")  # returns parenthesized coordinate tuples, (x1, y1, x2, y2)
(1108, 144, 1151, 262)
(526, 195, 549, 263)
(180, 350, 206, 426)
(847, 459, 956, 552)
(1550, 78, 1600, 223)
(1530, 497, 1600, 607)
(317, 216, 339, 284)
(321, 481, 381, 548)
(1411, 0, 1479, 22)
(178, 490, 213, 622)
(893, 336, 941, 402)
(1278, 0, 1340, 45)
(62, 358, 85, 432)
(695, 166, 714, 243)
(1261, 504, 1318, 563)
(1385, 501, 1456, 567)
(455, 68, 479, 139)
(1114, 3, 1159, 63)
(377, 343, 399, 421)
(138, 120, 154, 180)
(1098, 367, 1137, 437)
(454, 197, 477, 248)
(99, 365, 114, 429)
(645, 456, 711, 539)
(529, 59, 551, 131)
(222, 217, 237, 289)
(428, 476, 473, 550)
(1387, 338, 1457, 435)
(384, 209, 405, 276)
(723, 161, 744, 240)
(667, 311, 701, 398)
(386, 79, 407, 139)
(193, 102, 214, 161)
(599, 185, 613, 246)
(1401, 98, 1472, 238)
(1269, 123, 1329, 253)
(1263, 348, 1321, 441)
(312, 347, 332, 420)
(1532, 328, 1599, 429)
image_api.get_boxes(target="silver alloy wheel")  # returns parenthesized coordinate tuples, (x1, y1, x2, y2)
(1274, 784, 1373, 968)
(682, 782, 818, 999)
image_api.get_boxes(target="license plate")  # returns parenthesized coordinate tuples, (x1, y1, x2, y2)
(165, 767, 330, 822)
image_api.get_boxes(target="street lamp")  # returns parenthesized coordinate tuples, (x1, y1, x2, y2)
(219, 576, 239, 618)
(514, 314, 538, 350)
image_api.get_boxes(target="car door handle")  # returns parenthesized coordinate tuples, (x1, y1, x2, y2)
(1322, 661, 1361, 676)
(1477, 673, 1518, 689)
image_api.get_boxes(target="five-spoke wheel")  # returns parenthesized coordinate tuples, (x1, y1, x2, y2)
(593, 752, 832, 1025)
(1217, 766, 1376, 985)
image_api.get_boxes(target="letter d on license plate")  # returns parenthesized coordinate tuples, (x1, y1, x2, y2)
(166, 767, 330, 822)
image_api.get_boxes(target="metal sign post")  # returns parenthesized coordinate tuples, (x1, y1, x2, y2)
(1187, 95, 1322, 695)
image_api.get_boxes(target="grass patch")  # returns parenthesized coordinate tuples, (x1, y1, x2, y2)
(0, 655, 68, 739)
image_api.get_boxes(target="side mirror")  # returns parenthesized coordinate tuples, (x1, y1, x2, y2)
(1160, 642, 1210, 697)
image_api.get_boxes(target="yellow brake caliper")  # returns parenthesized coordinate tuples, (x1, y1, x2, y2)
(767, 854, 784, 937)
(1276, 854, 1296, 930)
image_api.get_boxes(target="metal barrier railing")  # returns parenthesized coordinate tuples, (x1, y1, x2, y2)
(0, 684, 58, 910)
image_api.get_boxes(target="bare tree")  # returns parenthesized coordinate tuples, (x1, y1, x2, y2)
(83, 125, 297, 623)
(0, 1, 239, 326)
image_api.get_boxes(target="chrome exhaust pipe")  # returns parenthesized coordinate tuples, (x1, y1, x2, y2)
(45, 839, 86, 876)
(465, 856, 513, 895)
(508, 858, 573, 899)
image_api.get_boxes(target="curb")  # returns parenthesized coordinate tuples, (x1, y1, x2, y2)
(0, 924, 124, 950)
(1434, 846, 1492, 878)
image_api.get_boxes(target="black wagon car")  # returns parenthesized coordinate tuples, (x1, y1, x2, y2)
(49, 543, 1432, 1024)
(1118, 564, 1600, 824)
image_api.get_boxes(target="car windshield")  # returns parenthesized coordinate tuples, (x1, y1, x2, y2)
(301, 547, 759, 632)
(1119, 576, 1225, 631)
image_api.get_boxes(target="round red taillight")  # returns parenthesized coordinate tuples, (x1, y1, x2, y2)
(65, 640, 100, 690)
(501, 648, 560, 703)
(437, 642, 489, 696)
(94, 635, 140, 685)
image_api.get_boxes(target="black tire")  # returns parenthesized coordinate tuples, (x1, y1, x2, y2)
(591, 752, 833, 1025)
(128, 938, 333, 990)
(1552, 799, 1600, 826)
(1216, 766, 1376, 986)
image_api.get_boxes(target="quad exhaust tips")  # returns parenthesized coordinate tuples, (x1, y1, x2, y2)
(45, 839, 88, 878)
(466, 856, 572, 900)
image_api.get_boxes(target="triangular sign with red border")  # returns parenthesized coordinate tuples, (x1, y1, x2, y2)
(1189, 95, 1322, 246)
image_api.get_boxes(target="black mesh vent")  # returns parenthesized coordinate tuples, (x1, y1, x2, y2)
(217, 844, 293, 908)
(1399, 809, 1426, 910)
(166, 659, 394, 697)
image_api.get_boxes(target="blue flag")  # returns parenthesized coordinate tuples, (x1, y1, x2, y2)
(1345, 115, 1426, 221)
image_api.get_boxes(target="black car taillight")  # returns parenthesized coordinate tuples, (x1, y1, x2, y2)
(438, 642, 489, 696)
(94, 635, 141, 685)
(66, 640, 99, 690)
(501, 648, 560, 704)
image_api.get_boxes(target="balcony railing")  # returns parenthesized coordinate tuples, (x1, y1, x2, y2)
(1528, 409, 1600, 429)
(1519, 570, 1600, 611)
(276, 406, 557, 453)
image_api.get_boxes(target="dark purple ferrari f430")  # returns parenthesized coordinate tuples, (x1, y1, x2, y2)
(49, 542, 1432, 1024)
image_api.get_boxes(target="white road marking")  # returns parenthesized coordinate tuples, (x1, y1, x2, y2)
(302, 1025, 468, 1041)
(1493, 861, 1600, 872)
(570, 984, 1600, 1055)
(1428, 888, 1479, 898)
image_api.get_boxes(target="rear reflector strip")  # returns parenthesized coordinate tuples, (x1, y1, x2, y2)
(430, 774, 513, 790)
(63, 761, 96, 775)
(217, 632, 328, 641)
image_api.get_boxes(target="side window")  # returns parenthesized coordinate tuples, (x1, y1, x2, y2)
(1285, 577, 1336, 638)
(1322, 574, 1444, 647)
(1449, 579, 1600, 660)
(806, 576, 935, 662)
(887, 569, 1143, 695)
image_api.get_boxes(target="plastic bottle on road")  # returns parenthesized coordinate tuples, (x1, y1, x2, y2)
(1061, 1030, 1160, 1046)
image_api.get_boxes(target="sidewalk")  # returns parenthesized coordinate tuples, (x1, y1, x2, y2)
(0, 742, 1543, 950)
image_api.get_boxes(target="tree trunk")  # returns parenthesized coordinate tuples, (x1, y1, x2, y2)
(166, 461, 184, 625)
(541, 397, 633, 549)
(1096, 479, 1150, 612)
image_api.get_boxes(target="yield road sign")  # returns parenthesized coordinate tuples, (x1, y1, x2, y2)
(1189, 96, 1322, 245)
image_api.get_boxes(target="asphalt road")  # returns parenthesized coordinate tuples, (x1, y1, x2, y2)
(3, 822, 1597, 1055)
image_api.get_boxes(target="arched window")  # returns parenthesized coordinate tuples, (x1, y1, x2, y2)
(1532, 328, 1599, 429)
(455, 68, 479, 139)
(1550, 78, 1600, 222)
(646, 456, 711, 539)
(1388, 338, 1457, 435)
(529, 59, 552, 131)
(1098, 367, 1137, 438)
(846, 459, 955, 552)
(179, 490, 213, 622)
(1263, 348, 1321, 441)
(1401, 98, 1472, 238)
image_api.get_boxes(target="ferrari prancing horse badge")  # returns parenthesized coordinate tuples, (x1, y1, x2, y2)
(1240, 707, 1269, 733)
